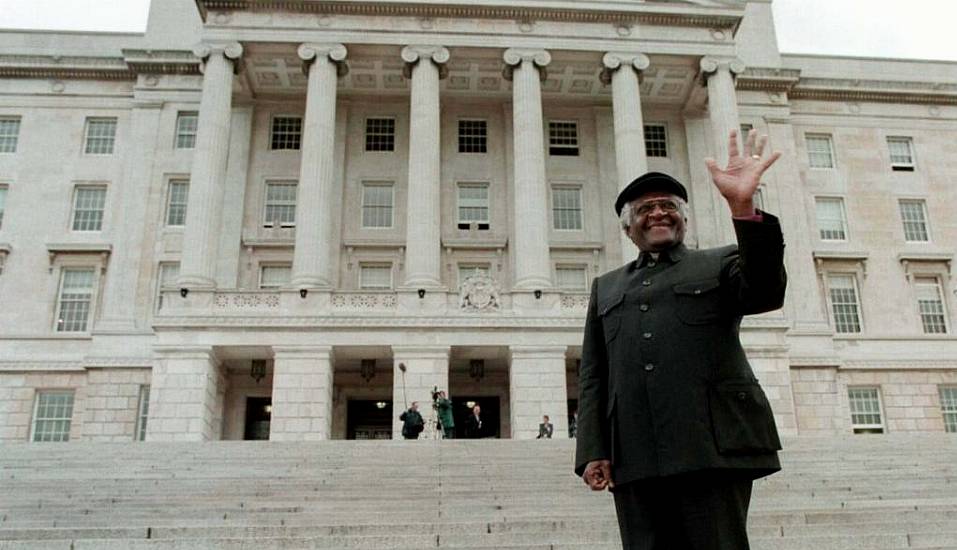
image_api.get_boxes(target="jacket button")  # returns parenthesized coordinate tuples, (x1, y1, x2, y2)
(642, 332, 652, 339)
(644, 363, 655, 372)
(639, 304, 649, 312)
(737, 392, 747, 400)
(642, 280, 651, 286)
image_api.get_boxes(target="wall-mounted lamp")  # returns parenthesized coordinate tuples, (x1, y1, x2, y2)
(534, 289, 542, 300)
(360, 359, 376, 382)
(375, 401, 388, 409)
(300, 288, 308, 299)
(180, 288, 189, 298)
(465, 400, 477, 409)
(469, 359, 485, 382)
(417, 288, 426, 299)
(250, 359, 267, 384)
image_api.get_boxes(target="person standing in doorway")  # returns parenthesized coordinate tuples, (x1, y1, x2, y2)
(537, 415, 554, 439)
(463, 404, 484, 439)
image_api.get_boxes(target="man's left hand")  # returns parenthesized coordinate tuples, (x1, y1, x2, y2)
(705, 128, 782, 217)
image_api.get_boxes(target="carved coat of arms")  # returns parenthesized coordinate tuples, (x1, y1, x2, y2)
(459, 275, 501, 311)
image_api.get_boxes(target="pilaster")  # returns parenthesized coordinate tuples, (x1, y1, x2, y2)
(508, 345, 569, 440)
(146, 346, 224, 441)
(270, 346, 335, 441)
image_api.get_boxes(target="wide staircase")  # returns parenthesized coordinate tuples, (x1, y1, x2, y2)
(1, 435, 956, 549)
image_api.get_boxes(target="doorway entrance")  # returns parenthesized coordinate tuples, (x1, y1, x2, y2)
(244, 397, 271, 440)
(453, 396, 501, 438)
(347, 399, 393, 440)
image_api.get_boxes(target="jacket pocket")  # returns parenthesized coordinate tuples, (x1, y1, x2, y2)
(598, 293, 625, 343)
(673, 278, 721, 325)
(708, 378, 782, 455)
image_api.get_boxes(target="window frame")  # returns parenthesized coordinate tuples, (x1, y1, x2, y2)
(887, 136, 916, 171)
(547, 120, 580, 157)
(155, 261, 180, 312)
(0, 116, 21, 154)
(258, 263, 292, 290)
(54, 267, 98, 333)
(914, 275, 949, 335)
(814, 196, 848, 242)
(164, 179, 189, 227)
(30, 390, 76, 442)
(940, 386, 957, 433)
(70, 184, 108, 233)
(0, 183, 8, 229)
(551, 185, 584, 231)
(555, 264, 588, 292)
(358, 263, 394, 290)
(134, 385, 150, 441)
(643, 122, 669, 158)
(847, 386, 884, 434)
(83, 117, 118, 155)
(364, 117, 396, 152)
(826, 272, 863, 334)
(262, 180, 298, 228)
(174, 111, 198, 150)
(898, 199, 930, 243)
(360, 182, 395, 229)
(456, 182, 490, 230)
(269, 115, 303, 151)
(457, 118, 488, 154)
(805, 133, 835, 169)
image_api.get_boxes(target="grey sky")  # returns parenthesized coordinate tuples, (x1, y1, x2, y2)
(1, 0, 956, 61)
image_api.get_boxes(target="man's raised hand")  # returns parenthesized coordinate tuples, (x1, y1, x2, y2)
(704, 129, 782, 217)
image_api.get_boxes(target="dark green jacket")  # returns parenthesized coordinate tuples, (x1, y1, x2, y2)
(436, 398, 454, 428)
(575, 215, 786, 486)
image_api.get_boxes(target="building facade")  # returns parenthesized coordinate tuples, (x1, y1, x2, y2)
(1, 0, 956, 443)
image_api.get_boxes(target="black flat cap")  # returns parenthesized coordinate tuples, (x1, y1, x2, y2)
(615, 172, 689, 215)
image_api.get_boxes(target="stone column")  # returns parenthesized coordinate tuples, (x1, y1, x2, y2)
(503, 49, 552, 291)
(601, 52, 651, 263)
(401, 45, 449, 289)
(509, 346, 569, 440)
(291, 44, 348, 290)
(391, 346, 450, 439)
(270, 346, 335, 441)
(177, 42, 243, 289)
(146, 347, 224, 441)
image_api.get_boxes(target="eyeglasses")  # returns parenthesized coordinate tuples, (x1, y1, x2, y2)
(634, 199, 680, 216)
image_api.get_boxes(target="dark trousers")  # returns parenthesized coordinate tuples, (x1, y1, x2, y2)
(612, 472, 753, 550)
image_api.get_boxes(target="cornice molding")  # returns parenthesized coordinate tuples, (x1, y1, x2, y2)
(735, 67, 800, 93)
(0, 54, 134, 80)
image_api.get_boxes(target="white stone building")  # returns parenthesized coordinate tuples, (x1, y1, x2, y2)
(1, 0, 955, 444)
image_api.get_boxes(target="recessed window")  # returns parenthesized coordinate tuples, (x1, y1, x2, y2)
(556, 266, 587, 292)
(458, 119, 487, 153)
(940, 387, 957, 433)
(361, 183, 393, 228)
(56, 268, 95, 332)
(32, 391, 75, 442)
(815, 197, 847, 241)
(365, 118, 395, 152)
(458, 264, 490, 285)
(848, 387, 883, 434)
(174, 112, 198, 149)
(0, 185, 7, 229)
(740, 123, 754, 136)
(552, 186, 583, 230)
(915, 276, 948, 334)
(259, 264, 292, 289)
(644, 124, 668, 157)
(84, 117, 117, 155)
(548, 121, 579, 156)
(806, 133, 834, 169)
(828, 274, 862, 334)
(270, 116, 302, 150)
(156, 262, 180, 311)
(899, 199, 929, 242)
(0, 116, 21, 153)
(359, 264, 393, 290)
(72, 186, 107, 232)
(165, 180, 189, 227)
(135, 385, 150, 441)
(457, 183, 489, 230)
(887, 136, 915, 171)
(263, 180, 297, 227)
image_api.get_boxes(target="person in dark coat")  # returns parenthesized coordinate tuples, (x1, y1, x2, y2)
(463, 404, 484, 439)
(399, 401, 424, 440)
(575, 129, 786, 550)
(436, 391, 455, 439)
(536, 415, 554, 439)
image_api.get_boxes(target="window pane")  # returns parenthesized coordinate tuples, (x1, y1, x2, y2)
(360, 265, 392, 289)
(85, 118, 117, 154)
(548, 121, 579, 156)
(887, 137, 914, 166)
(806, 134, 834, 168)
(829, 274, 861, 333)
(33, 391, 75, 442)
(899, 200, 929, 242)
(644, 124, 668, 157)
(156, 262, 180, 310)
(0, 117, 21, 153)
(260, 265, 291, 289)
(166, 180, 189, 226)
(556, 267, 587, 291)
(362, 184, 393, 228)
(815, 198, 846, 241)
(941, 387, 957, 433)
(365, 118, 395, 152)
(848, 387, 882, 431)
(457, 183, 489, 223)
(175, 112, 198, 149)
(0, 186, 7, 228)
(270, 116, 302, 150)
(915, 277, 947, 334)
(264, 181, 297, 226)
(72, 187, 107, 231)
(57, 269, 95, 332)
(552, 187, 583, 230)
(135, 385, 150, 441)
(458, 120, 487, 153)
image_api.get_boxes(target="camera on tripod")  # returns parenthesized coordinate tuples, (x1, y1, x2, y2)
(431, 385, 441, 409)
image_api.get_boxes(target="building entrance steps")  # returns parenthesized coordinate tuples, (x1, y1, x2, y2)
(1, 435, 956, 549)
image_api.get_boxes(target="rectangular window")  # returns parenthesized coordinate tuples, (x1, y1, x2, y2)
(0, 185, 7, 229)
(84, 117, 117, 155)
(165, 180, 189, 227)
(32, 391, 75, 442)
(56, 268, 95, 332)
(552, 186, 583, 230)
(361, 183, 393, 228)
(548, 121, 579, 156)
(458, 264, 490, 285)
(941, 387, 957, 433)
(270, 116, 302, 150)
(72, 186, 107, 232)
(887, 136, 915, 171)
(135, 385, 150, 441)
(174, 112, 198, 149)
(156, 262, 179, 311)
(457, 183, 489, 230)
(644, 124, 668, 158)
(259, 264, 291, 289)
(359, 264, 392, 290)
(556, 266, 587, 292)
(365, 117, 395, 152)
(740, 123, 754, 136)
(263, 181, 297, 227)
(899, 199, 929, 242)
(828, 274, 862, 334)
(915, 277, 948, 334)
(815, 197, 847, 241)
(458, 119, 487, 153)
(848, 387, 883, 433)
(0, 116, 21, 153)
(806, 133, 834, 169)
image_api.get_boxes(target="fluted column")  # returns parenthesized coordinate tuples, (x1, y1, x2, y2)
(401, 45, 449, 289)
(178, 42, 243, 289)
(503, 48, 552, 291)
(601, 52, 651, 262)
(291, 43, 348, 290)
(700, 56, 746, 172)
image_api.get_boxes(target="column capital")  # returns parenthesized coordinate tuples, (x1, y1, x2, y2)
(502, 48, 551, 82)
(401, 45, 450, 79)
(298, 43, 349, 77)
(600, 51, 650, 85)
(193, 41, 243, 73)
(698, 56, 746, 84)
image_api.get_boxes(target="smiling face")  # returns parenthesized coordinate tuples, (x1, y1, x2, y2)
(626, 191, 687, 252)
